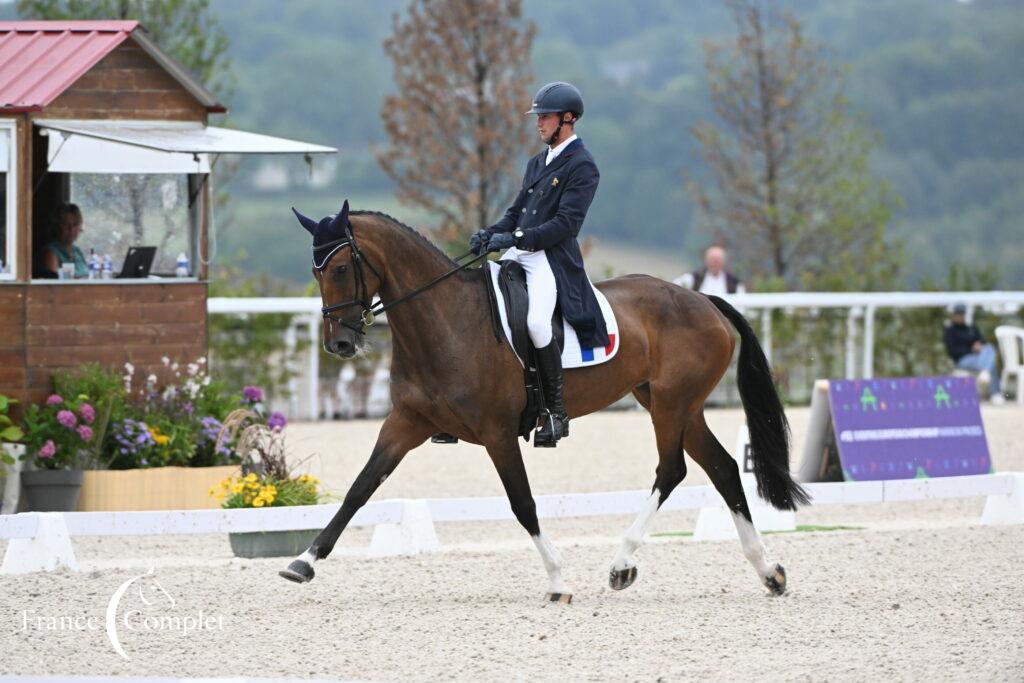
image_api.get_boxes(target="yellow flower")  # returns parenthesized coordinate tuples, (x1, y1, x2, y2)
(219, 478, 232, 489)
(207, 487, 215, 497)
(253, 498, 265, 507)
(232, 483, 244, 494)
(244, 473, 257, 482)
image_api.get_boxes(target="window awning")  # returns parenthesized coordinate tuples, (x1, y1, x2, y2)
(35, 119, 337, 174)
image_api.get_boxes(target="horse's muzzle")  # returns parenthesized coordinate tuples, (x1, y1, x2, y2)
(325, 338, 356, 358)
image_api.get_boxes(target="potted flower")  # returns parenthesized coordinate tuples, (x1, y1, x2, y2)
(20, 393, 99, 511)
(213, 405, 324, 558)
(71, 359, 243, 512)
(0, 394, 24, 463)
(1, 394, 25, 514)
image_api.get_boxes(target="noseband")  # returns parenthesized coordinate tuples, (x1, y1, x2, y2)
(314, 221, 488, 335)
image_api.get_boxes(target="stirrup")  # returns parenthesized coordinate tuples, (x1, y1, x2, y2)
(430, 432, 459, 444)
(534, 412, 568, 448)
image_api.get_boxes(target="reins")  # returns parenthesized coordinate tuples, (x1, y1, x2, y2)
(315, 223, 489, 333)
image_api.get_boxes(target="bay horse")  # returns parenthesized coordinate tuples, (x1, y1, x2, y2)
(280, 202, 809, 601)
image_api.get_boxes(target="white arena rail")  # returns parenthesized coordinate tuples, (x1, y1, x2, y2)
(2, 472, 1022, 575)
(209, 291, 1024, 420)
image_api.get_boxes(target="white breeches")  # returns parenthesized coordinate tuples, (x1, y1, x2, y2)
(501, 247, 558, 348)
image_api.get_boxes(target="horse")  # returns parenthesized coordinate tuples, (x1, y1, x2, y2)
(280, 201, 809, 602)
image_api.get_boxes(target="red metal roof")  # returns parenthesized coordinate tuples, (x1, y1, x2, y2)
(0, 21, 138, 112)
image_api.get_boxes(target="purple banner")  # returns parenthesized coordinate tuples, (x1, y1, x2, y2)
(828, 376, 991, 481)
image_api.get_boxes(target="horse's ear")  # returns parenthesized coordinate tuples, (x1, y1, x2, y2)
(330, 199, 350, 232)
(292, 207, 318, 236)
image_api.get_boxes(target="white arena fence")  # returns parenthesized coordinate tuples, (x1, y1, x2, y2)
(2, 472, 1022, 574)
(208, 291, 1024, 420)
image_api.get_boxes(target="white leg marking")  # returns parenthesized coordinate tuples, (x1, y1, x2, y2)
(611, 490, 661, 572)
(730, 511, 774, 577)
(531, 533, 571, 595)
(298, 549, 317, 566)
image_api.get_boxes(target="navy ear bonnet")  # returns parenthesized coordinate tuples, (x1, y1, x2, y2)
(293, 200, 351, 270)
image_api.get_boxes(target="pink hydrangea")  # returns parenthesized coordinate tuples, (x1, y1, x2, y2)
(46, 394, 63, 406)
(77, 425, 94, 442)
(38, 440, 56, 459)
(79, 403, 96, 424)
(57, 409, 77, 429)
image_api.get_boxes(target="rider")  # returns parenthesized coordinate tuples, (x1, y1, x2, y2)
(471, 81, 610, 446)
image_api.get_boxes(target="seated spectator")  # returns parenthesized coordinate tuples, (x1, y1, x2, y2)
(42, 203, 88, 278)
(673, 245, 746, 295)
(943, 302, 1004, 404)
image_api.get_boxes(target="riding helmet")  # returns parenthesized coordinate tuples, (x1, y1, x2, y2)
(525, 82, 584, 119)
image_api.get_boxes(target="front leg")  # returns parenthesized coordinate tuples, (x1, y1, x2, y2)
(280, 408, 433, 583)
(485, 439, 572, 603)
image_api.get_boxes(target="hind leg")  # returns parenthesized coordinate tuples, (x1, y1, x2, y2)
(609, 398, 689, 591)
(685, 413, 787, 595)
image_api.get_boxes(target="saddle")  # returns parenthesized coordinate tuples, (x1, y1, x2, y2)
(484, 260, 563, 441)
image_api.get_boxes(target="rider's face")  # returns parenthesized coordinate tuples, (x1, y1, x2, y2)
(536, 112, 568, 143)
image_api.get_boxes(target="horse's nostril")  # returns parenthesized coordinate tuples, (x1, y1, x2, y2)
(328, 339, 354, 356)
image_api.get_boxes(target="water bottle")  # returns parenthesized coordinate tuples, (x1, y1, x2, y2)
(175, 252, 190, 278)
(88, 249, 100, 280)
(102, 255, 113, 280)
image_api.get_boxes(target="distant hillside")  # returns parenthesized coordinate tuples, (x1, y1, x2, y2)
(9, 1, 1022, 287)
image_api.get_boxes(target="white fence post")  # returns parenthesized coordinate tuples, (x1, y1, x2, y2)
(1, 513, 78, 574)
(306, 313, 320, 421)
(981, 472, 1024, 525)
(863, 304, 876, 379)
(368, 499, 439, 557)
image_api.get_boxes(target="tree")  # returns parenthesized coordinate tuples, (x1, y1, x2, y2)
(378, 0, 536, 246)
(688, 0, 901, 291)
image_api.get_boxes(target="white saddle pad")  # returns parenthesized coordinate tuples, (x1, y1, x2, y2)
(488, 261, 620, 369)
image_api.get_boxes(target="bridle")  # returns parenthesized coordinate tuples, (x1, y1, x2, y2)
(314, 221, 488, 335)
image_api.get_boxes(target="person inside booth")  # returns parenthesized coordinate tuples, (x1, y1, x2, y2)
(41, 202, 88, 279)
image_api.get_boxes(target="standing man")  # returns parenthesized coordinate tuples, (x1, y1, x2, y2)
(674, 245, 746, 295)
(943, 303, 1004, 404)
(470, 81, 609, 447)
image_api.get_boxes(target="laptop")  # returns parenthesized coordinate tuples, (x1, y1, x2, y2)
(116, 246, 157, 279)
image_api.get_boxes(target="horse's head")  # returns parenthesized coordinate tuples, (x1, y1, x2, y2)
(293, 200, 383, 359)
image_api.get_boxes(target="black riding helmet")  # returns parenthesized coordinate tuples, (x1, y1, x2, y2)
(525, 81, 585, 119)
(526, 82, 584, 145)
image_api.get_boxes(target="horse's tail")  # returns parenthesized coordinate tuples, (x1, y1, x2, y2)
(705, 295, 810, 511)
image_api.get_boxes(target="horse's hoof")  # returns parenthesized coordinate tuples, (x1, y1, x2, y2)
(279, 559, 315, 584)
(764, 564, 786, 595)
(546, 592, 573, 604)
(609, 565, 638, 591)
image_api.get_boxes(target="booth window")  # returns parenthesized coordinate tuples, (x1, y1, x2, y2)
(0, 123, 15, 280)
(69, 173, 193, 276)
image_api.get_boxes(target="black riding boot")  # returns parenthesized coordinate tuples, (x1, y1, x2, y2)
(534, 341, 568, 447)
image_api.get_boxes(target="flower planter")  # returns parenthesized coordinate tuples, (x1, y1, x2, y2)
(21, 468, 84, 512)
(228, 528, 319, 558)
(77, 465, 238, 512)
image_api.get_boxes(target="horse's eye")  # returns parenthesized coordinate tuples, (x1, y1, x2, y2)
(333, 264, 348, 278)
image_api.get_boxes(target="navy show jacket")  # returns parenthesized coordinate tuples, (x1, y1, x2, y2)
(485, 138, 610, 349)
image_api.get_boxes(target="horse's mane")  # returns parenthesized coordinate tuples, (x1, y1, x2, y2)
(350, 210, 456, 267)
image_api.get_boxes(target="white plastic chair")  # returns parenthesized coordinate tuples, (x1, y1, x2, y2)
(994, 325, 1024, 405)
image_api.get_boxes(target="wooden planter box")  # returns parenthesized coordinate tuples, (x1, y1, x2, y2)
(77, 465, 238, 512)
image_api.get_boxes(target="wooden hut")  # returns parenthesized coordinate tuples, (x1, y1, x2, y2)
(0, 21, 334, 411)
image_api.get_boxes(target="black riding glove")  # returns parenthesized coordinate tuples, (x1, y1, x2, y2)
(486, 232, 515, 253)
(469, 229, 489, 255)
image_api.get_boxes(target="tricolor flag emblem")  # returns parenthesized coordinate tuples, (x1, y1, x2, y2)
(580, 333, 617, 363)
